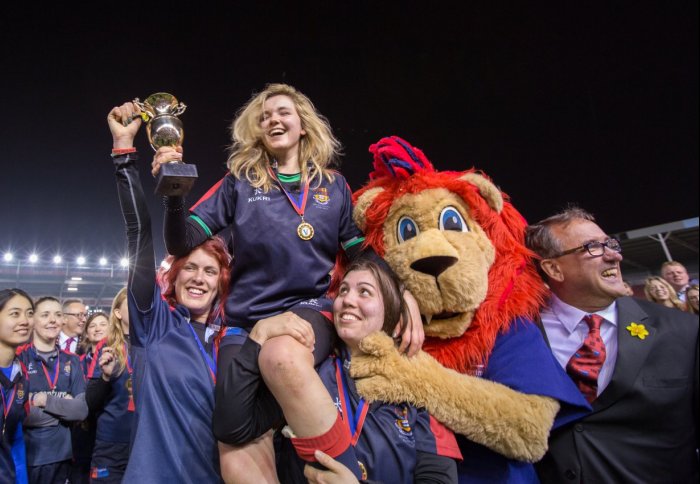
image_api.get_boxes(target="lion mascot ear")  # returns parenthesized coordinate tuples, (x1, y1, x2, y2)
(459, 172, 503, 214)
(353, 187, 384, 233)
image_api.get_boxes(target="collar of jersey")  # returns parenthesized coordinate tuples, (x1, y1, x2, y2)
(277, 172, 301, 183)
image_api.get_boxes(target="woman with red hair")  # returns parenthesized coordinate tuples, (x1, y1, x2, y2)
(105, 102, 231, 482)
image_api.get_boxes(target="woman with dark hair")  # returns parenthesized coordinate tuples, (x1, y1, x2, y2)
(1, 288, 33, 484)
(223, 259, 461, 483)
(17, 296, 88, 483)
(106, 102, 231, 482)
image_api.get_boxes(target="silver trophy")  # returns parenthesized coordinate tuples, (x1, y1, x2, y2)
(133, 93, 198, 196)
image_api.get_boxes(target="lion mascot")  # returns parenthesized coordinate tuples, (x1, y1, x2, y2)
(349, 136, 589, 481)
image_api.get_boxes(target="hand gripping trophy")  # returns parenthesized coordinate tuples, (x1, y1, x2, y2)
(133, 93, 198, 196)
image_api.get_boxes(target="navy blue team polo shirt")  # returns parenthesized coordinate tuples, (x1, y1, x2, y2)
(124, 285, 221, 483)
(189, 172, 364, 328)
(1, 359, 28, 484)
(17, 346, 85, 466)
(316, 351, 462, 483)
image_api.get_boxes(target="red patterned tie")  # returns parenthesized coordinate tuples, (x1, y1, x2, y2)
(566, 314, 606, 403)
(64, 337, 74, 352)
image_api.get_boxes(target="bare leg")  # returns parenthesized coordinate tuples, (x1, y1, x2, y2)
(259, 335, 337, 438)
(219, 431, 278, 484)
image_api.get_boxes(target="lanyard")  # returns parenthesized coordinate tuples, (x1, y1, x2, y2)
(40, 351, 61, 391)
(269, 168, 311, 219)
(335, 357, 369, 445)
(1, 384, 18, 423)
(124, 343, 132, 376)
(188, 323, 216, 385)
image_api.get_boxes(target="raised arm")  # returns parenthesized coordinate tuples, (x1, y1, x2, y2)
(107, 102, 155, 311)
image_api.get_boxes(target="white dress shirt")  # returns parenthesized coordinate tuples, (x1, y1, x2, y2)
(540, 293, 619, 396)
(58, 332, 78, 353)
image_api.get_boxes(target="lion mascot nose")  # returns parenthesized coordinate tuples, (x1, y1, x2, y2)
(410, 256, 458, 277)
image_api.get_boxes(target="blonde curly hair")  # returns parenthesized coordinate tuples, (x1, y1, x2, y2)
(227, 83, 341, 191)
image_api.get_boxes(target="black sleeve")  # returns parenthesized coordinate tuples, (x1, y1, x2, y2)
(413, 451, 458, 483)
(85, 378, 111, 414)
(113, 153, 155, 311)
(163, 196, 209, 257)
(213, 338, 284, 445)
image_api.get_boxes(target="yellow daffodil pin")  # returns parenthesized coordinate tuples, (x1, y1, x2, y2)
(626, 322, 649, 340)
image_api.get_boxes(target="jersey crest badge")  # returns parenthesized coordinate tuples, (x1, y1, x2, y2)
(313, 187, 330, 205)
(393, 406, 412, 436)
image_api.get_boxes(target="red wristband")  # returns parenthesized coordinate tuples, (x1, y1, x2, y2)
(111, 147, 137, 155)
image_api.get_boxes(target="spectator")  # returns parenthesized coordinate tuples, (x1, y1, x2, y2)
(660, 261, 694, 302)
(79, 312, 109, 356)
(0, 288, 34, 484)
(18, 296, 88, 484)
(685, 284, 699, 315)
(526, 207, 698, 483)
(84, 288, 134, 483)
(622, 280, 634, 297)
(643, 276, 686, 311)
(60, 299, 87, 354)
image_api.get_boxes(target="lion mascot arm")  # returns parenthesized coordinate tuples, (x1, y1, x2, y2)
(351, 332, 559, 462)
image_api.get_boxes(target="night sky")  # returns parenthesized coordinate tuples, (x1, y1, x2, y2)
(1, 2, 697, 263)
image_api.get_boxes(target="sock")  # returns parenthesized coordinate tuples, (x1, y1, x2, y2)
(290, 413, 363, 479)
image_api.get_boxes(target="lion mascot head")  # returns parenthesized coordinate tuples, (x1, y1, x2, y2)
(352, 136, 546, 374)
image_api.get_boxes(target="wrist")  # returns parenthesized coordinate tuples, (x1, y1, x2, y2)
(111, 147, 137, 156)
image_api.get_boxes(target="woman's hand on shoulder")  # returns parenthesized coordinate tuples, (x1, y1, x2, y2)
(249, 312, 315, 349)
(151, 146, 183, 177)
(107, 102, 142, 149)
(395, 289, 424, 357)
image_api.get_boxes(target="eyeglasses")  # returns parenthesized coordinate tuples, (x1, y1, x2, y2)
(552, 237, 622, 258)
(64, 312, 88, 319)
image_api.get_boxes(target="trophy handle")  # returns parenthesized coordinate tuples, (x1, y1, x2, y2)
(132, 97, 155, 122)
(171, 102, 187, 117)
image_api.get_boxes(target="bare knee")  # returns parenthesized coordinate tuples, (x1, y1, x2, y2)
(259, 335, 314, 389)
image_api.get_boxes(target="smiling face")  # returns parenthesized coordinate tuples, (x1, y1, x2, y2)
(63, 301, 86, 337)
(546, 219, 628, 312)
(0, 295, 34, 349)
(34, 299, 63, 344)
(333, 270, 386, 355)
(86, 314, 109, 344)
(260, 94, 306, 164)
(647, 279, 670, 302)
(174, 247, 221, 322)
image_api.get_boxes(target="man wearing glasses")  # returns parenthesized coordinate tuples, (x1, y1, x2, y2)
(60, 299, 87, 354)
(526, 207, 698, 483)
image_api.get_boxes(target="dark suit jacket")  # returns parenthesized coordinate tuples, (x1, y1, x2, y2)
(536, 296, 699, 484)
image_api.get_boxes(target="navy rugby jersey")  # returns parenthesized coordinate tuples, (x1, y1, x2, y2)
(1, 359, 28, 484)
(17, 346, 86, 466)
(189, 172, 364, 328)
(86, 341, 134, 444)
(317, 351, 462, 483)
(124, 285, 221, 483)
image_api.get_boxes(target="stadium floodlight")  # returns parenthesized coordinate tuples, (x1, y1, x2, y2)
(76, 256, 86, 265)
(99, 257, 108, 266)
(119, 257, 129, 268)
(53, 255, 62, 264)
(67, 287, 79, 292)
(3, 252, 14, 262)
(28, 253, 39, 263)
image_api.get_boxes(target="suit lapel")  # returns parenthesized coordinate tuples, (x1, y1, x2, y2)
(593, 297, 656, 410)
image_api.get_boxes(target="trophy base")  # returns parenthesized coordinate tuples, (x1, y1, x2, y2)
(155, 162, 198, 196)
